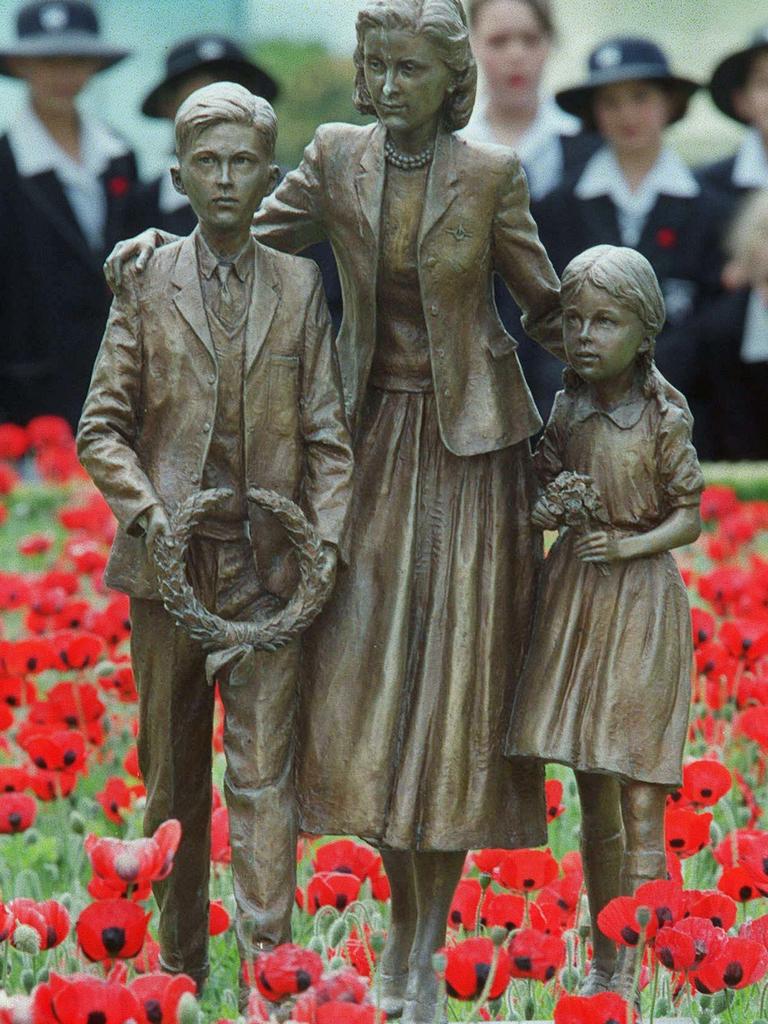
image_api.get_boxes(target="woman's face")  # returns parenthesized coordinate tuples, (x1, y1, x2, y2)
(363, 27, 453, 142)
(593, 80, 671, 157)
(734, 50, 768, 140)
(6, 56, 101, 103)
(470, 0, 550, 112)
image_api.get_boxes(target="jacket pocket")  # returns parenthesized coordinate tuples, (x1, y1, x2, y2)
(267, 354, 300, 436)
(486, 332, 519, 359)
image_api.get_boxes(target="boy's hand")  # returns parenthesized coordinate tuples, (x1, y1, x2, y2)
(574, 531, 622, 563)
(144, 504, 171, 560)
(530, 499, 558, 531)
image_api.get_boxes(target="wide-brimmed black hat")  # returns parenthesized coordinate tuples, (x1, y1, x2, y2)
(0, 1, 129, 77)
(556, 37, 699, 126)
(141, 35, 279, 119)
(709, 26, 768, 123)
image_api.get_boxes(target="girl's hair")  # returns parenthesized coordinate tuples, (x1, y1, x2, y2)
(466, 0, 555, 37)
(353, 0, 477, 132)
(561, 245, 666, 397)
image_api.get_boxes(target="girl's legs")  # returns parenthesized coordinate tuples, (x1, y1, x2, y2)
(379, 850, 419, 1018)
(402, 850, 466, 1024)
(611, 781, 668, 1001)
(575, 771, 624, 994)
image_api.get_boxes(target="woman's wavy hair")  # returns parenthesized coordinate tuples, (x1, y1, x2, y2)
(353, 0, 477, 132)
(560, 245, 666, 398)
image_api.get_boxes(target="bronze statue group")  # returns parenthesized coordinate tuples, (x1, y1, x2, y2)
(0, 0, 762, 1021)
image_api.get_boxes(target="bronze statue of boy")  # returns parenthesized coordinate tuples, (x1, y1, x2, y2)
(77, 82, 354, 1000)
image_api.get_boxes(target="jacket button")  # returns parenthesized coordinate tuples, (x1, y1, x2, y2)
(208, 375, 216, 385)
(430, 304, 439, 316)
(435, 347, 445, 357)
(443, 388, 450, 397)
(203, 422, 211, 432)
(426, 256, 437, 268)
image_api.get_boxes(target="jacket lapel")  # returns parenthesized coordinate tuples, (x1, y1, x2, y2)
(579, 195, 622, 247)
(245, 244, 281, 377)
(17, 170, 100, 272)
(171, 232, 217, 366)
(418, 129, 460, 247)
(353, 123, 386, 243)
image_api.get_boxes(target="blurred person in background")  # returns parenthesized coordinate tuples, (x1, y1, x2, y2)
(462, 0, 598, 422)
(126, 35, 342, 333)
(0, 0, 136, 430)
(697, 190, 768, 460)
(697, 27, 768, 205)
(533, 37, 731, 458)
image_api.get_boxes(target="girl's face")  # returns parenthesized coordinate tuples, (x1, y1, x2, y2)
(363, 27, 453, 140)
(734, 50, 768, 140)
(592, 80, 671, 155)
(6, 56, 101, 103)
(470, 0, 550, 112)
(564, 281, 648, 387)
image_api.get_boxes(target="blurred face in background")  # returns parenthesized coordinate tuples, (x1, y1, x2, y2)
(161, 71, 221, 121)
(470, 0, 551, 114)
(6, 56, 101, 106)
(734, 50, 768, 142)
(592, 80, 671, 158)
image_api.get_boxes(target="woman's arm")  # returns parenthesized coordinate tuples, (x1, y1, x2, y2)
(575, 506, 702, 563)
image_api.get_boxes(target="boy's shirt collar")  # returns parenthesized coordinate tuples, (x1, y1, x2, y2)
(570, 386, 649, 429)
(575, 145, 699, 246)
(733, 127, 768, 189)
(195, 227, 254, 281)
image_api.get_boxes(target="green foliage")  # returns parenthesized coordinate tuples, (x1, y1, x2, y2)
(249, 39, 370, 170)
(702, 462, 768, 501)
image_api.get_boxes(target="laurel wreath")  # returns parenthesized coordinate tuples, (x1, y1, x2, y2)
(151, 487, 334, 652)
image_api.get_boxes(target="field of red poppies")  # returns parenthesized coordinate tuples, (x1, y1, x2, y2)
(0, 417, 766, 1024)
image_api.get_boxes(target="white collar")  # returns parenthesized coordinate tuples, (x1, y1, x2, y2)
(464, 94, 579, 151)
(575, 145, 700, 205)
(7, 100, 128, 182)
(158, 168, 189, 214)
(732, 128, 768, 189)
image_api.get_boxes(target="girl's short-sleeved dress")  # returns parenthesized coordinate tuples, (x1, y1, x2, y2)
(504, 376, 704, 786)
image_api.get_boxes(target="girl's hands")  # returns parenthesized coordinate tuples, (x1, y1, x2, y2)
(574, 531, 623, 563)
(530, 499, 558, 531)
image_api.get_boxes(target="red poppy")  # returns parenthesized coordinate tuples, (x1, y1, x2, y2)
(713, 828, 764, 869)
(51, 630, 105, 670)
(129, 972, 197, 1023)
(209, 899, 230, 936)
(306, 871, 362, 913)
(0, 904, 14, 942)
(700, 485, 739, 521)
(33, 972, 143, 1024)
(344, 926, 375, 977)
(0, 766, 31, 793)
(655, 227, 678, 249)
(508, 928, 566, 982)
(370, 867, 391, 901)
(0, 792, 36, 833)
(0, 462, 18, 495)
(95, 777, 142, 824)
(685, 891, 737, 931)
(0, 574, 31, 610)
(535, 870, 582, 933)
(76, 899, 151, 961)
(654, 926, 697, 972)
(553, 991, 637, 1024)
(26, 415, 72, 448)
(691, 608, 716, 647)
(717, 865, 768, 903)
(698, 566, 752, 616)
(470, 849, 508, 877)
(0, 638, 56, 675)
(720, 619, 768, 667)
(18, 533, 54, 556)
(498, 847, 559, 892)
(312, 839, 381, 881)
(250, 943, 323, 1001)
(634, 879, 685, 932)
(546, 778, 565, 822)
(85, 819, 181, 895)
(67, 539, 108, 575)
(481, 891, 537, 933)
(597, 896, 656, 947)
(28, 766, 78, 801)
(8, 898, 69, 950)
(665, 808, 712, 858)
(100, 665, 139, 703)
(210, 805, 231, 864)
(134, 933, 161, 975)
(674, 916, 728, 966)
(734, 705, 768, 749)
(24, 729, 86, 773)
(0, 424, 28, 460)
(680, 760, 731, 807)
(740, 912, 768, 949)
(693, 936, 768, 992)
(440, 936, 511, 1000)
(739, 831, 768, 888)
(292, 970, 380, 1023)
(448, 878, 482, 929)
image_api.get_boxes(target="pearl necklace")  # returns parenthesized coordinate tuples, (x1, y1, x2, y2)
(384, 137, 433, 170)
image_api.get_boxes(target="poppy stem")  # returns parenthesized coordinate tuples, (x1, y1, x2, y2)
(648, 960, 659, 1024)
(468, 943, 501, 1020)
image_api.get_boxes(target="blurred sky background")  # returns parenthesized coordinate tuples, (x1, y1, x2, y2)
(0, 0, 766, 174)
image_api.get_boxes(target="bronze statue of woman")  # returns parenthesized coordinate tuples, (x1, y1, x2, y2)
(105, 2, 565, 1019)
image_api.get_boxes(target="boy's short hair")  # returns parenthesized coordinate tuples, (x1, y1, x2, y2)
(174, 81, 277, 159)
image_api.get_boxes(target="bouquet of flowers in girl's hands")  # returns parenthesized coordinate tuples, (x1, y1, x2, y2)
(532, 471, 611, 575)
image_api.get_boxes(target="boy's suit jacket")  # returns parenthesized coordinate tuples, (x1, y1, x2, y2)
(77, 229, 353, 600)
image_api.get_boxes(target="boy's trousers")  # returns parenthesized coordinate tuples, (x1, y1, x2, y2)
(130, 532, 299, 979)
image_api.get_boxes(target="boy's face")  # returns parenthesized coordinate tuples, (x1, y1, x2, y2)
(172, 121, 277, 236)
(564, 281, 648, 385)
(734, 50, 768, 139)
(592, 80, 671, 156)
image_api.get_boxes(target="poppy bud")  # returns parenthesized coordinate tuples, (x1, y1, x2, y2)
(560, 966, 579, 992)
(307, 936, 325, 955)
(328, 918, 347, 949)
(369, 931, 386, 954)
(490, 927, 507, 947)
(24, 829, 39, 846)
(177, 992, 201, 1024)
(329, 955, 345, 971)
(636, 906, 651, 928)
(479, 872, 493, 891)
(69, 811, 85, 834)
(432, 952, 447, 974)
(21, 967, 35, 992)
(13, 924, 41, 956)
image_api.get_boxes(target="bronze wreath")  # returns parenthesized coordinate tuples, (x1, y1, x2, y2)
(151, 487, 335, 652)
